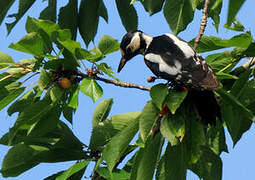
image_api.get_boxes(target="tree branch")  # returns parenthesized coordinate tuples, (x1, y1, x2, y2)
(231, 57, 255, 75)
(194, 0, 210, 50)
(78, 72, 151, 91)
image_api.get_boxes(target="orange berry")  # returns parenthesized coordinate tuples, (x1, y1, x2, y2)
(59, 77, 71, 88)
(147, 76, 156, 83)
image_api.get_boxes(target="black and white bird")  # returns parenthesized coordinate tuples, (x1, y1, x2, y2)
(118, 30, 221, 125)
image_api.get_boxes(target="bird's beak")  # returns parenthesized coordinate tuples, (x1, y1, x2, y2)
(117, 57, 127, 72)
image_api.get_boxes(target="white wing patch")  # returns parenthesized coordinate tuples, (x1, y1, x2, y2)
(165, 33, 195, 59)
(145, 53, 182, 75)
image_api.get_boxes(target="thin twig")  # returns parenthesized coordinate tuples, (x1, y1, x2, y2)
(78, 72, 151, 91)
(194, 0, 210, 50)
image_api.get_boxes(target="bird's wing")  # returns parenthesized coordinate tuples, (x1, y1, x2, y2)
(145, 34, 219, 90)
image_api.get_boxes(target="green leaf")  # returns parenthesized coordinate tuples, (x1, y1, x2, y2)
(98, 35, 120, 55)
(78, 0, 100, 46)
(38, 70, 52, 90)
(0, 86, 25, 111)
(165, 90, 187, 114)
(0, 144, 39, 177)
(140, 0, 165, 16)
(68, 86, 79, 108)
(206, 121, 228, 155)
(0, 82, 22, 101)
(39, 0, 57, 22)
(80, 78, 103, 102)
(160, 114, 184, 146)
(56, 161, 89, 180)
(163, 0, 194, 35)
(218, 89, 253, 145)
(115, 0, 138, 31)
(99, 0, 108, 23)
(189, 146, 222, 180)
(97, 167, 130, 180)
(216, 72, 238, 80)
(97, 63, 119, 80)
(150, 83, 168, 109)
(7, 88, 39, 116)
(101, 116, 139, 172)
(139, 101, 159, 142)
(238, 79, 255, 107)
(243, 42, 255, 57)
(156, 143, 188, 180)
(131, 134, 163, 180)
(0, 51, 14, 69)
(9, 32, 45, 57)
(224, 18, 245, 32)
(205, 51, 234, 72)
(89, 112, 140, 151)
(50, 85, 64, 102)
(0, 0, 15, 26)
(27, 106, 60, 137)
(227, 0, 246, 26)
(92, 98, 113, 128)
(76, 48, 102, 62)
(58, 0, 78, 40)
(190, 33, 252, 53)
(231, 69, 251, 97)
(6, 0, 36, 34)
(15, 97, 53, 129)
(63, 106, 75, 124)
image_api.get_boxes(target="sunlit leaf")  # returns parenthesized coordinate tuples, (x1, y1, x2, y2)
(80, 78, 103, 102)
(98, 35, 120, 55)
(139, 101, 159, 142)
(165, 90, 187, 114)
(0, 51, 14, 69)
(92, 98, 113, 128)
(38, 70, 52, 90)
(150, 83, 168, 109)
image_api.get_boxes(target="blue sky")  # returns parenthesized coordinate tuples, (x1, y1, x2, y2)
(1, 0, 255, 179)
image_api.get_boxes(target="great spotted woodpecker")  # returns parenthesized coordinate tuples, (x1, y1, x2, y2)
(118, 30, 221, 125)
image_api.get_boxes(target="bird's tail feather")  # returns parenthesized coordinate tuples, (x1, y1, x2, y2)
(188, 89, 221, 125)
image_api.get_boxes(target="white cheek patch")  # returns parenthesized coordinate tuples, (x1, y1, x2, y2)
(165, 33, 195, 59)
(127, 32, 140, 52)
(145, 53, 182, 75)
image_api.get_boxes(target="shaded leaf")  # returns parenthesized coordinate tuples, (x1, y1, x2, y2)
(189, 146, 222, 180)
(163, 0, 194, 35)
(227, 0, 246, 26)
(224, 18, 244, 32)
(38, 70, 52, 90)
(78, 0, 100, 46)
(63, 106, 75, 124)
(243, 42, 255, 57)
(150, 83, 168, 109)
(99, 0, 108, 23)
(218, 89, 253, 145)
(58, 0, 78, 40)
(0, 144, 39, 177)
(0, 86, 25, 111)
(165, 90, 187, 114)
(131, 134, 163, 180)
(139, 101, 159, 142)
(80, 78, 103, 102)
(140, 0, 165, 16)
(230, 69, 251, 97)
(156, 142, 188, 180)
(6, 0, 36, 34)
(39, 0, 57, 22)
(92, 98, 113, 128)
(0, 0, 15, 26)
(115, 0, 138, 31)
(50, 85, 64, 102)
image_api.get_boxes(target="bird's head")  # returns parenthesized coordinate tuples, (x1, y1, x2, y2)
(118, 30, 145, 72)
